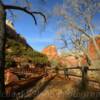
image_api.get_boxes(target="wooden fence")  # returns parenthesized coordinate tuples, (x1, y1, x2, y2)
(6, 66, 100, 98)
(47, 66, 100, 89)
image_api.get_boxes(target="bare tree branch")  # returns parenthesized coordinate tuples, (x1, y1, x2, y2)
(8, 9, 17, 22)
(69, 22, 91, 38)
(55, 36, 68, 49)
(4, 5, 46, 24)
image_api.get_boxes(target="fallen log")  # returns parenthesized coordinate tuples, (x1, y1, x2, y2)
(22, 74, 56, 99)
(5, 74, 46, 96)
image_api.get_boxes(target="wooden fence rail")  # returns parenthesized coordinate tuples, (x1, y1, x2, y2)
(6, 66, 100, 96)
(47, 66, 100, 89)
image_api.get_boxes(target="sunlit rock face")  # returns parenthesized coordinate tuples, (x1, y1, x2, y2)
(5, 68, 19, 85)
(88, 35, 100, 69)
(62, 56, 78, 67)
(88, 35, 100, 60)
(6, 20, 15, 30)
(43, 45, 80, 67)
(6, 19, 30, 47)
(42, 45, 58, 59)
(58, 55, 78, 67)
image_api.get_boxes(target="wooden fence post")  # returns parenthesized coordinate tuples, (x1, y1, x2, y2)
(55, 67, 59, 75)
(64, 68, 70, 80)
(81, 66, 89, 90)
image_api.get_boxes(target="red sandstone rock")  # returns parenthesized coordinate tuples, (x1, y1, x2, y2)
(5, 68, 19, 85)
(42, 45, 58, 59)
(88, 35, 100, 60)
(42, 35, 100, 67)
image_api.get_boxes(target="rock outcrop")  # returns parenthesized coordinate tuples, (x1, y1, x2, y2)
(42, 45, 80, 67)
(88, 35, 100, 60)
(6, 20, 30, 48)
(5, 20, 49, 84)
(5, 20, 49, 69)
(42, 45, 58, 59)
(5, 68, 19, 85)
(59, 55, 79, 67)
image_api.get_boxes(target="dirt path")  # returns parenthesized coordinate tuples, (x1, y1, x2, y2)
(34, 75, 79, 100)
(34, 75, 100, 100)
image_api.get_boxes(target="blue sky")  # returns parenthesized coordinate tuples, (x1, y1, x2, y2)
(5, 0, 63, 52)
(4, 0, 100, 52)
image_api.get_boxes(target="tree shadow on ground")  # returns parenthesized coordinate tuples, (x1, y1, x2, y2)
(66, 80, 100, 100)
(18, 75, 56, 100)
(30, 75, 56, 100)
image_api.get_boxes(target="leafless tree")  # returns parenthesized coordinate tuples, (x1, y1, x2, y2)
(54, 0, 100, 67)
(0, 0, 46, 97)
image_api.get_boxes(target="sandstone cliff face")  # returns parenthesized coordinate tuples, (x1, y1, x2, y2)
(42, 45, 58, 59)
(5, 20, 48, 69)
(59, 55, 79, 67)
(88, 35, 100, 60)
(5, 20, 49, 84)
(59, 35, 100, 67)
(42, 45, 80, 67)
(5, 68, 19, 85)
(42, 35, 100, 67)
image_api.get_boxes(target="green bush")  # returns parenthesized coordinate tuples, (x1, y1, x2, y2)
(5, 60, 17, 69)
(6, 37, 50, 69)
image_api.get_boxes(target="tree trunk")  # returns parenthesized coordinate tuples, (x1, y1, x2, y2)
(0, 1, 6, 97)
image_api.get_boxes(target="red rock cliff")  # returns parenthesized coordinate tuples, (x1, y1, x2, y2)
(42, 45, 58, 59)
(88, 35, 100, 60)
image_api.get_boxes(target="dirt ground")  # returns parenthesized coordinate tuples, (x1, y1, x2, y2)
(34, 75, 100, 100)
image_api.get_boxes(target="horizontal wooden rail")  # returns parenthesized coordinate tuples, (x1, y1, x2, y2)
(88, 68, 100, 71)
(60, 73, 100, 84)
(47, 67, 100, 71)
(47, 67, 81, 70)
